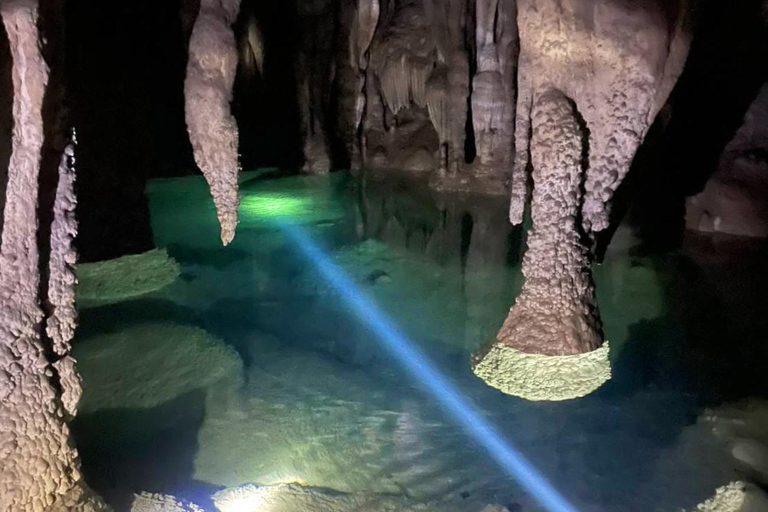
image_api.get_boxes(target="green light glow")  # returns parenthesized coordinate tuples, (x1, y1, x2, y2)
(240, 194, 314, 219)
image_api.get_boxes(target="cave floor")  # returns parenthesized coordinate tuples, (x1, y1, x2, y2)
(71, 169, 768, 512)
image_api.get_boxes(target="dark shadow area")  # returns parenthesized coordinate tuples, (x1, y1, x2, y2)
(234, 0, 303, 171)
(609, 235, 768, 406)
(677, 234, 768, 400)
(604, 0, 768, 255)
(67, 0, 195, 262)
(0, 19, 12, 240)
(77, 298, 203, 338)
(165, 243, 253, 271)
(72, 389, 210, 511)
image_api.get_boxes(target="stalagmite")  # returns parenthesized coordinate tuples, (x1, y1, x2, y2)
(472, 89, 610, 401)
(185, 0, 242, 245)
(0, 3, 104, 510)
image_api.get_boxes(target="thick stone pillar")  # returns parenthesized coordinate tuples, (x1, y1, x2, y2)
(0, 3, 104, 510)
(472, 89, 610, 401)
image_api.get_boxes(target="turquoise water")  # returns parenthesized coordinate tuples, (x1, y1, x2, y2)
(72, 170, 768, 511)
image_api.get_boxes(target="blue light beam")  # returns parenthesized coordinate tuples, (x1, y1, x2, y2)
(280, 222, 580, 512)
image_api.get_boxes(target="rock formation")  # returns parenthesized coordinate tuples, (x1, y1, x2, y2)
(687, 83, 768, 238)
(47, 139, 81, 419)
(342, 0, 471, 177)
(184, 0, 242, 245)
(341, 0, 380, 169)
(472, 89, 611, 400)
(335, 0, 519, 194)
(453, 0, 517, 194)
(297, 0, 335, 175)
(0, 2, 104, 510)
(474, 0, 693, 400)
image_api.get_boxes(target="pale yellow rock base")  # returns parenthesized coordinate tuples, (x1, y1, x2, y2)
(693, 482, 746, 512)
(692, 481, 768, 512)
(471, 341, 611, 401)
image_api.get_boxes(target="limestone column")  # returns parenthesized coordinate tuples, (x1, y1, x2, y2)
(472, 89, 610, 401)
(0, 3, 104, 510)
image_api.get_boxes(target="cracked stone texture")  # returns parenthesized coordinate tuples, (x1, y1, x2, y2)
(509, 0, 693, 230)
(0, 2, 105, 510)
(185, 0, 242, 245)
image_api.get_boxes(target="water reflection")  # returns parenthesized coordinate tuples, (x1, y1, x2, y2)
(70, 170, 768, 512)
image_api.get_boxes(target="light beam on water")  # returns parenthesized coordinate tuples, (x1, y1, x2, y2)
(279, 222, 581, 512)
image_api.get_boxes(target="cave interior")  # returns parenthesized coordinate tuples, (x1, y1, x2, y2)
(1, 1, 768, 511)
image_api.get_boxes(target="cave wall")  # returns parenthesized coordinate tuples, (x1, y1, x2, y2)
(296, 0, 336, 174)
(25, 0, 768, 265)
(285, 0, 518, 194)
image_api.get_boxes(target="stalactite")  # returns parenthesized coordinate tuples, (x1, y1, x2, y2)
(510, 0, 690, 229)
(185, 0, 242, 246)
(472, 89, 610, 401)
(0, 3, 105, 510)
(379, 54, 409, 114)
(426, 67, 449, 143)
(46, 138, 81, 419)
(378, 53, 432, 114)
